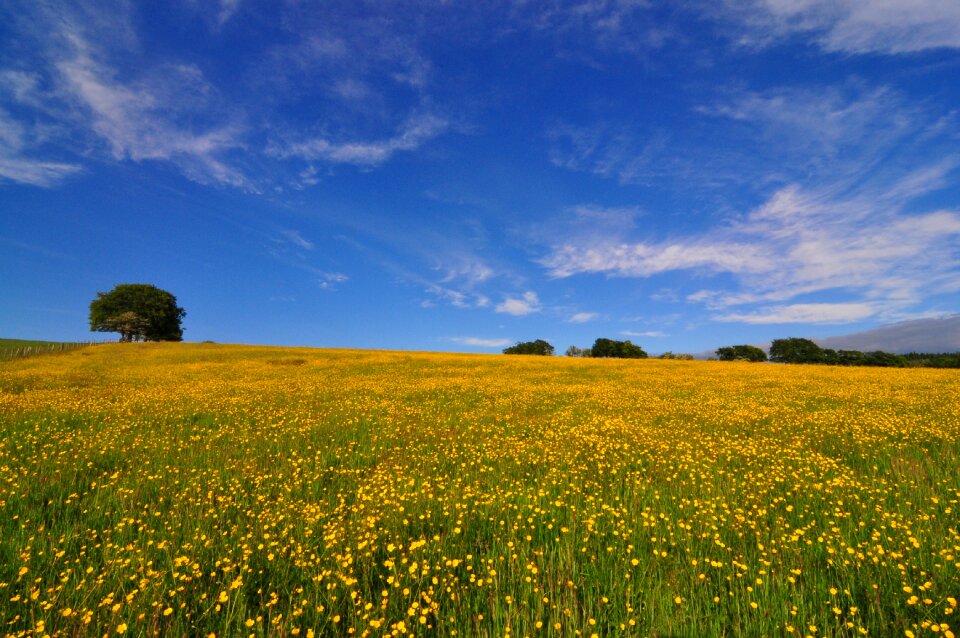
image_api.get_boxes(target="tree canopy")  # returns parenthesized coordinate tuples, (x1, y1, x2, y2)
(716, 344, 767, 362)
(768, 338, 825, 364)
(503, 339, 554, 356)
(590, 338, 647, 359)
(901, 352, 960, 368)
(89, 284, 185, 342)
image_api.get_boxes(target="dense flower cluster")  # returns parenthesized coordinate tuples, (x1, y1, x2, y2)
(1, 344, 958, 637)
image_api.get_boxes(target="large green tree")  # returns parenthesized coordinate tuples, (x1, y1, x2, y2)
(768, 338, 824, 364)
(89, 284, 186, 342)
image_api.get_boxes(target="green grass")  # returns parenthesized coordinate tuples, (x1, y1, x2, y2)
(0, 338, 97, 361)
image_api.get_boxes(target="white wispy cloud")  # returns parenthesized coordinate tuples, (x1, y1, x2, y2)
(701, 85, 908, 171)
(415, 248, 500, 312)
(551, 84, 932, 192)
(3, 2, 448, 190)
(255, 6, 432, 99)
(543, 240, 774, 279)
(277, 113, 447, 166)
(450, 336, 512, 348)
(1, 6, 253, 189)
(496, 291, 542, 316)
(0, 102, 81, 187)
(622, 330, 667, 337)
(543, 82, 960, 325)
(726, 0, 960, 54)
(55, 40, 249, 187)
(715, 302, 878, 325)
(509, 0, 674, 58)
(568, 312, 599, 323)
(570, 204, 641, 228)
(0, 155, 82, 187)
(318, 272, 348, 291)
(439, 257, 494, 287)
(374, 245, 497, 312)
(547, 122, 650, 185)
(524, 203, 644, 265)
(217, 0, 242, 26)
(543, 170, 960, 323)
(649, 289, 679, 303)
(426, 284, 490, 309)
(278, 229, 315, 251)
(546, 119, 748, 188)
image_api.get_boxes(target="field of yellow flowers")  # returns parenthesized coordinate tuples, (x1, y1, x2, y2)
(1, 343, 958, 638)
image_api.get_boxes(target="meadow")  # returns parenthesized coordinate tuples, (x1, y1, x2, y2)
(0, 343, 957, 638)
(0, 340, 96, 362)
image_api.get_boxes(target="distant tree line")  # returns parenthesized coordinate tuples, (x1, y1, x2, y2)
(715, 337, 960, 368)
(562, 338, 647, 358)
(505, 335, 959, 367)
(657, 351, 695, 360)
(505, 338, 653, 358)
(900, 352, 960, 368)
(565, 345, 589, 357)
(503, 338, 647, 359)
(503, 339, 555, 356)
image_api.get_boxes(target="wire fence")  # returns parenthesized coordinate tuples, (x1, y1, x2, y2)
(0, 341, 108, 362)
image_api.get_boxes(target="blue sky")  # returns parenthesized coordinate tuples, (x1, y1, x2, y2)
(2, 0, 960, 354)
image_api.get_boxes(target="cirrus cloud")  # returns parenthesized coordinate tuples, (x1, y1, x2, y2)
(450, 336, 512, 348)
(542, 171, 960, 324)
(541, 81, 960, 326)
(274, 113, 448, 166)
(724, 0, 960, 54)
(715, 302, 878, 325)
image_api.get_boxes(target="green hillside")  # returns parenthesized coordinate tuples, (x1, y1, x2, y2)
(0, 338, 95, 360)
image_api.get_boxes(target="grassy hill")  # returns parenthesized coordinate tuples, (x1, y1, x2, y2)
(1, 343, 957, 637)
(0, 338, 97, 361)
